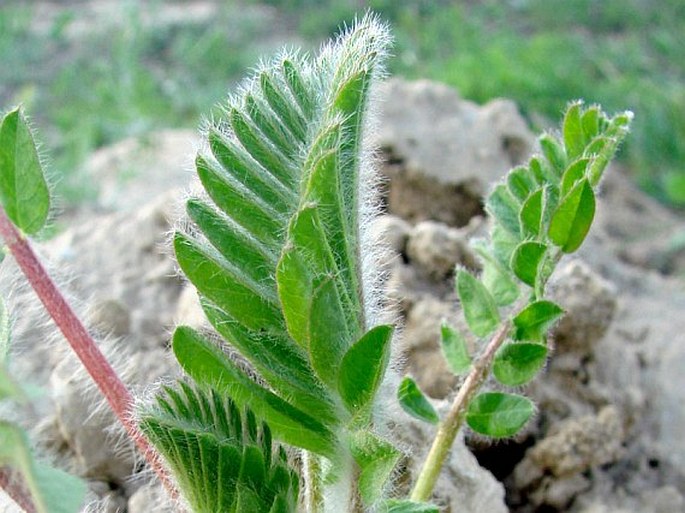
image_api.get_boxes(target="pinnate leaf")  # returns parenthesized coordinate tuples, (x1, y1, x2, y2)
(466, 392, 534, 438)
(512, 300, 564, 342)
(397, 377, 439, 425)
(456, 270, 500, 338)
(0, 107, 50, 235)
(493, 343, 548, 386)
(440, 323, 471, 375)
(548, 178, 596, 253)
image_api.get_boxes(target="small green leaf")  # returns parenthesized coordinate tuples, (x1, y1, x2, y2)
(456, 270, 500, 338)
(562, 101, 585, 159)
(581, 106, 600, 141)
(493, 343, 548, 386)
(397, 377, 439, 425)
(486, 184, 521, 235)
(383, 499, 439, 513)
(440, 323, 471, 375)
(548, 178, 596, 253)
(474, 244, 519, 307)
(510, 241, 547, 288)
(0, 421, 87, 513)
(466, 392, 534, 438)
(519, 188, 543, 237)
(560, 158, 590, 197)
(276, 246, 312, 348)
(539, 133, 567, 176)
(309, 277, 350, 387)
(491, 223, 520, 268)
(507, 166, 535, 202)
(0, 107, 50, 235)
(338, 325, 394, 412)
(512, 300, 564, 342)
(350, 431, 401, 505)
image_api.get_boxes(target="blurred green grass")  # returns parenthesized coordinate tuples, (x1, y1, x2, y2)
(1, 0, 684, 206)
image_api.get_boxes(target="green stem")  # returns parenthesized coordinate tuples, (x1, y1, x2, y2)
(410, 322, 511, 502)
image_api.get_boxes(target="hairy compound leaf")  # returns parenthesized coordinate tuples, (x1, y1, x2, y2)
(548, 178, 596, 253)
(172, 326, 336, 456)
(383, 499, 440, 513)
(0, 421, 86, 513)
(563, 101, 585, 159)
(141, 385, 298, 513)
(512, 300, 564, 342)
(338, 325, 394, 412)
(282, 59, 314, 119)
(397, 377, 439, 425)
(201, 300, 338, 425)
(493, 343, 548, 386)
(350, 431, 401, 505)
(440, 323, 471, 375)
(456, 270, 500, 338)
(510, 241, 547, 288)
(486, 184, 521, 235)
(466, 392, 534, 438)
(0, 107, 50, 235)
(586, 111, 633, 185)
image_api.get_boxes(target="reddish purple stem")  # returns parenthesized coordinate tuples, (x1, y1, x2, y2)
(0, 208, 178, 506)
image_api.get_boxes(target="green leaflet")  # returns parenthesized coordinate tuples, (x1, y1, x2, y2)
(507, 166, 536, 203)
(512, 300, 564, 342)
(519, 188, 544, 238)
(486, 184, 521, 235)
(0, 107, 50, 235)
(562, 101, 585, 159)
(397, 377, 439, 425)
(510, 241, 547, 288)
(0, 421, 87, 513)
(465, 392, 535, 438)
(440, 323, 471, 375)
(539, 133, 567, 177)
(174, 233, 282, 334)
(473, 241, 519, 306)
(350, 431, 401, 505)
(172, 326, 336, 457)
(456, 270, 500, 338)
(493, 343, 548, 386)
(548, 178, 596, 253)
(338, 325, 394, 412)
(560, 158, 590, 197)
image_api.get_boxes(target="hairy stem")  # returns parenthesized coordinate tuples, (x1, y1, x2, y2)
(0, 208, 178, 502)
(0, 467, 35, 513)
(410, 322, 511, 502)
(303, 452, 323, 513)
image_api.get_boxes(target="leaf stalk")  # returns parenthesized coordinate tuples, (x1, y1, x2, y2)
(410, 321, 511, 502)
